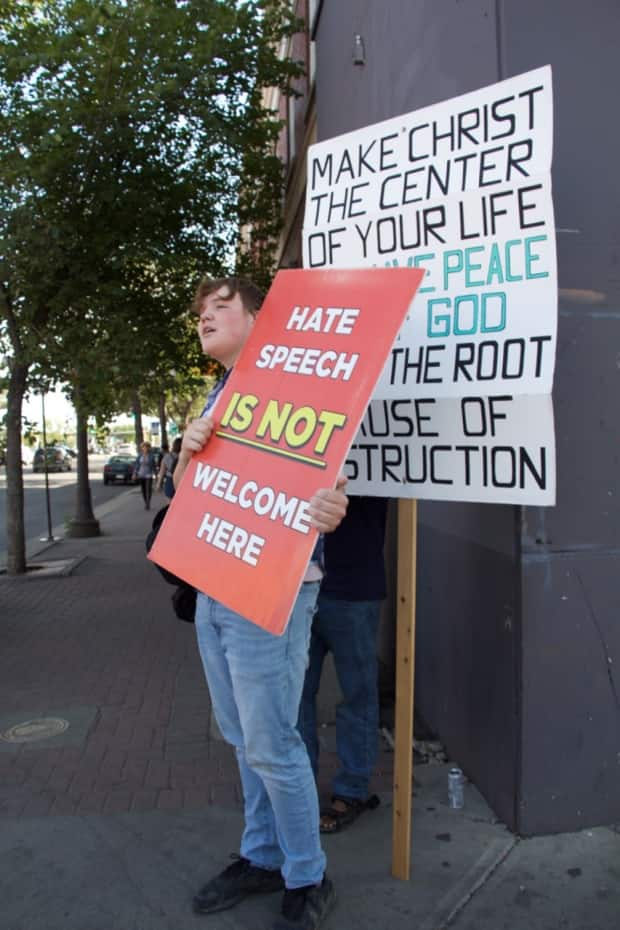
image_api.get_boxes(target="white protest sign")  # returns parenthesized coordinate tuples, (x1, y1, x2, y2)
(302, 65, 557, 505)
(347, 393, 555, 505)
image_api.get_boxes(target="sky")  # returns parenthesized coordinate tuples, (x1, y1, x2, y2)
(22, 387, 75, 430)
(20, 388, 152, 437)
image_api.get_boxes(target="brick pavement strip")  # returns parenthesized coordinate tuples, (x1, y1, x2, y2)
(22, 794, 55, 817)
(145, 760, 172, 790)
(163, 744, 213, 764)
(103, 789, 134, 814)
(130, 788, 159, 811)
(50, 795, 79, 816)
(151, 728, 167, 750)
(182, 788, 212, 809)
(0, 509, 394, 822)
(122, 758, 148, 781)
(0, 763, 26, 787)
(169, 760, 221, 787)
(77, 792, 108, 815)
(156, 788, 185, 810)
(0, 715, 249, 819)
(78, 744, 107, 764)
(46, 770, 73, 792)
(209, 782, 241, 807)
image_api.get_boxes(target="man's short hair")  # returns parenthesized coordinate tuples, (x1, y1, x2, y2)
(191, 276, 264, 317)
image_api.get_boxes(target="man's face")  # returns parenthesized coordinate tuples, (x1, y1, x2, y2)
(197, 286, 255, 369)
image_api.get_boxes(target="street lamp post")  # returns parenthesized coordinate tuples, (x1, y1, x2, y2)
(39, 391, 57, 543)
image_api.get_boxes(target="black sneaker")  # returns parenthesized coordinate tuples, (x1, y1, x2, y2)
(273, 875, 336, 930)
(193, 855, 284, 914)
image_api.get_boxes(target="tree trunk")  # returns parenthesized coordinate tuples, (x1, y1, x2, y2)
(5, 362, 27, 574)
(158, 393, 168, 449)
(132, 391, 144, 450)
(66, 406, 100, 538)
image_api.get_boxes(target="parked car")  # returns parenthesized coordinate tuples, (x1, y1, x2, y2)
(32, 445, 73, 472)
(103, 454, 138, 485)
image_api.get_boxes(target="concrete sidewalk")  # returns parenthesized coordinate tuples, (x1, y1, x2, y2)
(0, 487, 618, 930)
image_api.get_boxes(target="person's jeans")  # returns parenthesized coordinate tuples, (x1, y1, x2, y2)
(298, 595, 381, 801)
(139, 477, 153, 507)
(194, 583, 325, 888)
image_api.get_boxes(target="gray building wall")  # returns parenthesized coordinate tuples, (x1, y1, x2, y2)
(312, 0, 620, 834)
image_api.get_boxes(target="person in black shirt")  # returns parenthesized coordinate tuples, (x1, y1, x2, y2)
(298, 495, 388, 832)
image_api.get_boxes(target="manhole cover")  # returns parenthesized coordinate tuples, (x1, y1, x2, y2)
(0, 717, 70, 743)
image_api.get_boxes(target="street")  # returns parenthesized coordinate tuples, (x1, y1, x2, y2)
(0, 454, 144, 558)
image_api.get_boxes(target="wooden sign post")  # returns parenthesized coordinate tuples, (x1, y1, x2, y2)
(392, 498, 418, 879)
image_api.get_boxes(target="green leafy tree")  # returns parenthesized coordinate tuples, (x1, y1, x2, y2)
(0, 0, 301, 571)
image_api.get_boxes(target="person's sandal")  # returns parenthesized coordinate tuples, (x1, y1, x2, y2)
(319, 794, 380, 834)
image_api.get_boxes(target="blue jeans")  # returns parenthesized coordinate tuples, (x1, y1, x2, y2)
(194, 583, 325, 888)
(298, 595, 381, 801)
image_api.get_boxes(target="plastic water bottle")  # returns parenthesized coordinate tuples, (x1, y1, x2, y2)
(448, 766, 465, 809)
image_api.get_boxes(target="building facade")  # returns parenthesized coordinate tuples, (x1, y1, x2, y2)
(276, 0, 620, 835)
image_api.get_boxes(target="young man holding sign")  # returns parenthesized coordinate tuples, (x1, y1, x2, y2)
(175, 276, 348, 930)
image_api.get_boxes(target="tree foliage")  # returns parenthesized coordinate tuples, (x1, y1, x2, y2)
(0, 0, 302, 571)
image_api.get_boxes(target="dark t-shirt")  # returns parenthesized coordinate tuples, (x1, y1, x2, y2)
(320, 496, 389, 601)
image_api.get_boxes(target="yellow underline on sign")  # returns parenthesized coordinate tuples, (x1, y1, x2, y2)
(214, 431, 327, 468)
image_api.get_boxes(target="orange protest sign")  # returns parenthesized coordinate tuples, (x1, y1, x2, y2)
(148, 267, 423, 634)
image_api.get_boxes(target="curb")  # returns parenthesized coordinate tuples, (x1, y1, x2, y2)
(1, 486, 137, 569)
(417, 835, 518, 930)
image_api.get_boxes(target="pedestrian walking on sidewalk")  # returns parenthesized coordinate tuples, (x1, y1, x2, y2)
(172, 275, 347, 930)
(156, 436, 182, 499)
(134, 441, 157, 510)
